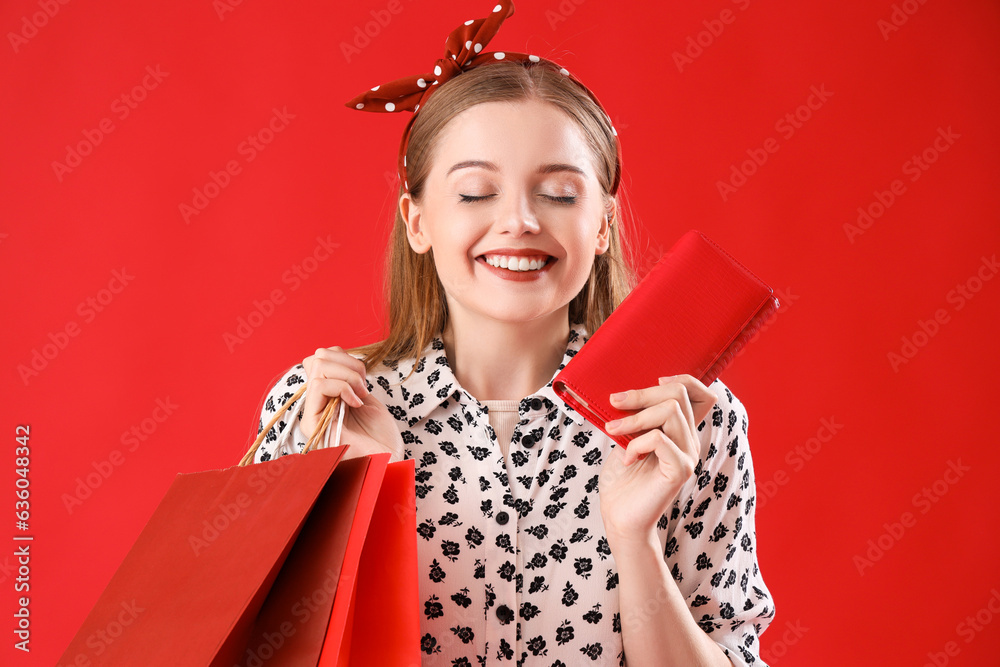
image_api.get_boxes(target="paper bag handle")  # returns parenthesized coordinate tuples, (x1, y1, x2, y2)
(239, 383, 347, 466)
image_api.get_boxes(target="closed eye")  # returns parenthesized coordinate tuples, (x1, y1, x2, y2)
(545, 195, 577, 204)
(459, 194, 494, 203)
(458, 194, 577, 204)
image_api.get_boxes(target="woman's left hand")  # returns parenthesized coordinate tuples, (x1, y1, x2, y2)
(598, 374, 718, 547)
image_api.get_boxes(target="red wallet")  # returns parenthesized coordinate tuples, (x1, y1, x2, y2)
(552, 229, 779, 448)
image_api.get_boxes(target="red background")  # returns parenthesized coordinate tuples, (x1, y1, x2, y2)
(2, 0, 999, 664)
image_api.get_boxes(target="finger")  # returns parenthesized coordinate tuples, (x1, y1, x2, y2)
(624, 433, 697, 496)
(623, 431, 677, 469)
(660, 374, 717, 427)
(304, 377, 365, 420)
(660, 380, 697, 436)
(608, 389, 691, 439)
(611, 382, 694, 429)
(313, 346, 369, 395)
(620, 432, 659, 466)
(309, 346, 369, 398)
(323, 345, 368, 379)
(610, 394, 704, 463)
(622, 430, 695, 483)
(651, 382, 705, 461)
(299, 378, 356, 443)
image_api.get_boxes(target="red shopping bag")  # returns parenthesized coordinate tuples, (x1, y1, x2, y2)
(58, 385, 419, 666)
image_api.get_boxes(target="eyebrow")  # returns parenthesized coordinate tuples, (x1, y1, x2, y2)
(446, 160, 585, 178)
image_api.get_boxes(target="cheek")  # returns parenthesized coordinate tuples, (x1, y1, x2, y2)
(428, 227, 480, 269)
(564, 234, 603, 274)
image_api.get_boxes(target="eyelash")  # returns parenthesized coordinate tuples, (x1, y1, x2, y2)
(459, 194, 577, 204)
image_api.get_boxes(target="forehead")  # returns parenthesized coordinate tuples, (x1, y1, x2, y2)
(432, 99, 595, 172)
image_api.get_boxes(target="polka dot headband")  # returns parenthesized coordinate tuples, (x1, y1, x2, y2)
(344, 0, 622, 196)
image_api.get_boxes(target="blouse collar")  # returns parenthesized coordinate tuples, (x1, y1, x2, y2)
(387, 322, 592, 429)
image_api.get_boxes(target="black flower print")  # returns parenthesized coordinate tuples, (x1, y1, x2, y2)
(582, 448, 602, 466)
(497, 638, 513, 660)
(429, 559, 446, 583)
(684, 521, 704, 539)
(525, 552, 547, 570)
(452, 588, 472, 609)
(440, 511, 462, 526)
(425, 595, 444, 619)
(465, 526, 484, 548)
(580, 642, 603, 660)
(421, 633, 442, 654)
(452, 625, 475, 644)
(714, 472, 730, 498)
(526, 635, 547, 656)
(543, 502, 565, 519)
(555, 620, 575, 645)
(498, 561, 516, 582)
(698, 615, 723, 634)
(710, 522, 730, 543)
(696, 553, 714, 571)
(442, 540, 461, 562)
(561, 581, 579, 606)
(528, 576, 548, 595)
(583, 603, 603, 624)
(417, 519, 436, 541)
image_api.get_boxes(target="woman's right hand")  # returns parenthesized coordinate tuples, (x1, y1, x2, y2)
(300, 346, 405, 461)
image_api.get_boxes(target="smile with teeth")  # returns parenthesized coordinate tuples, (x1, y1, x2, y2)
(483, 254, 552, 272)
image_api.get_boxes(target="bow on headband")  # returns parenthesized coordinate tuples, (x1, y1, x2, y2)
(344, 0, 622, 195)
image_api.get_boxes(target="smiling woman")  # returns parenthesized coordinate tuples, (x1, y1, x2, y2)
(401, 97, 614, 308)
(366, 60, 632, 348)
(251, 0, 775, 665)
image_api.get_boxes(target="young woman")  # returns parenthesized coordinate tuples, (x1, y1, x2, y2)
(252, 2, 775, 665)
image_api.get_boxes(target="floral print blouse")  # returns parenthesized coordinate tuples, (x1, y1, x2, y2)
(252, 322, 775, 666)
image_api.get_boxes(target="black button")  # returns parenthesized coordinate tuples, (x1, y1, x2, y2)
(496, 511, 509, 525)
(496, 604, 514, 624)
(522, 435, 535, 448)
(529, 398, 543, 410)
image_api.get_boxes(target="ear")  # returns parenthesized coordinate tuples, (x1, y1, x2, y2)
(399, 191, 431, 254)
(595, 198, 616, 256)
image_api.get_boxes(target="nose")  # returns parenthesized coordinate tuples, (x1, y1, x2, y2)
(495, 189, 540, 235)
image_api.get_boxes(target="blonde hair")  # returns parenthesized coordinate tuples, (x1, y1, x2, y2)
(349, 60, 641, 380)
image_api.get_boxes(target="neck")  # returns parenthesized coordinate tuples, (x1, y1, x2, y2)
(441, 308, 570, 403)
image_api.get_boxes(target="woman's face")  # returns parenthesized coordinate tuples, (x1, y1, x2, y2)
(400, 98, 614, 327)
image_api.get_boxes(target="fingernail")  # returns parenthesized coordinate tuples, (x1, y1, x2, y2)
(610, 392, 628, 402)
(606, 419, 622, 429)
